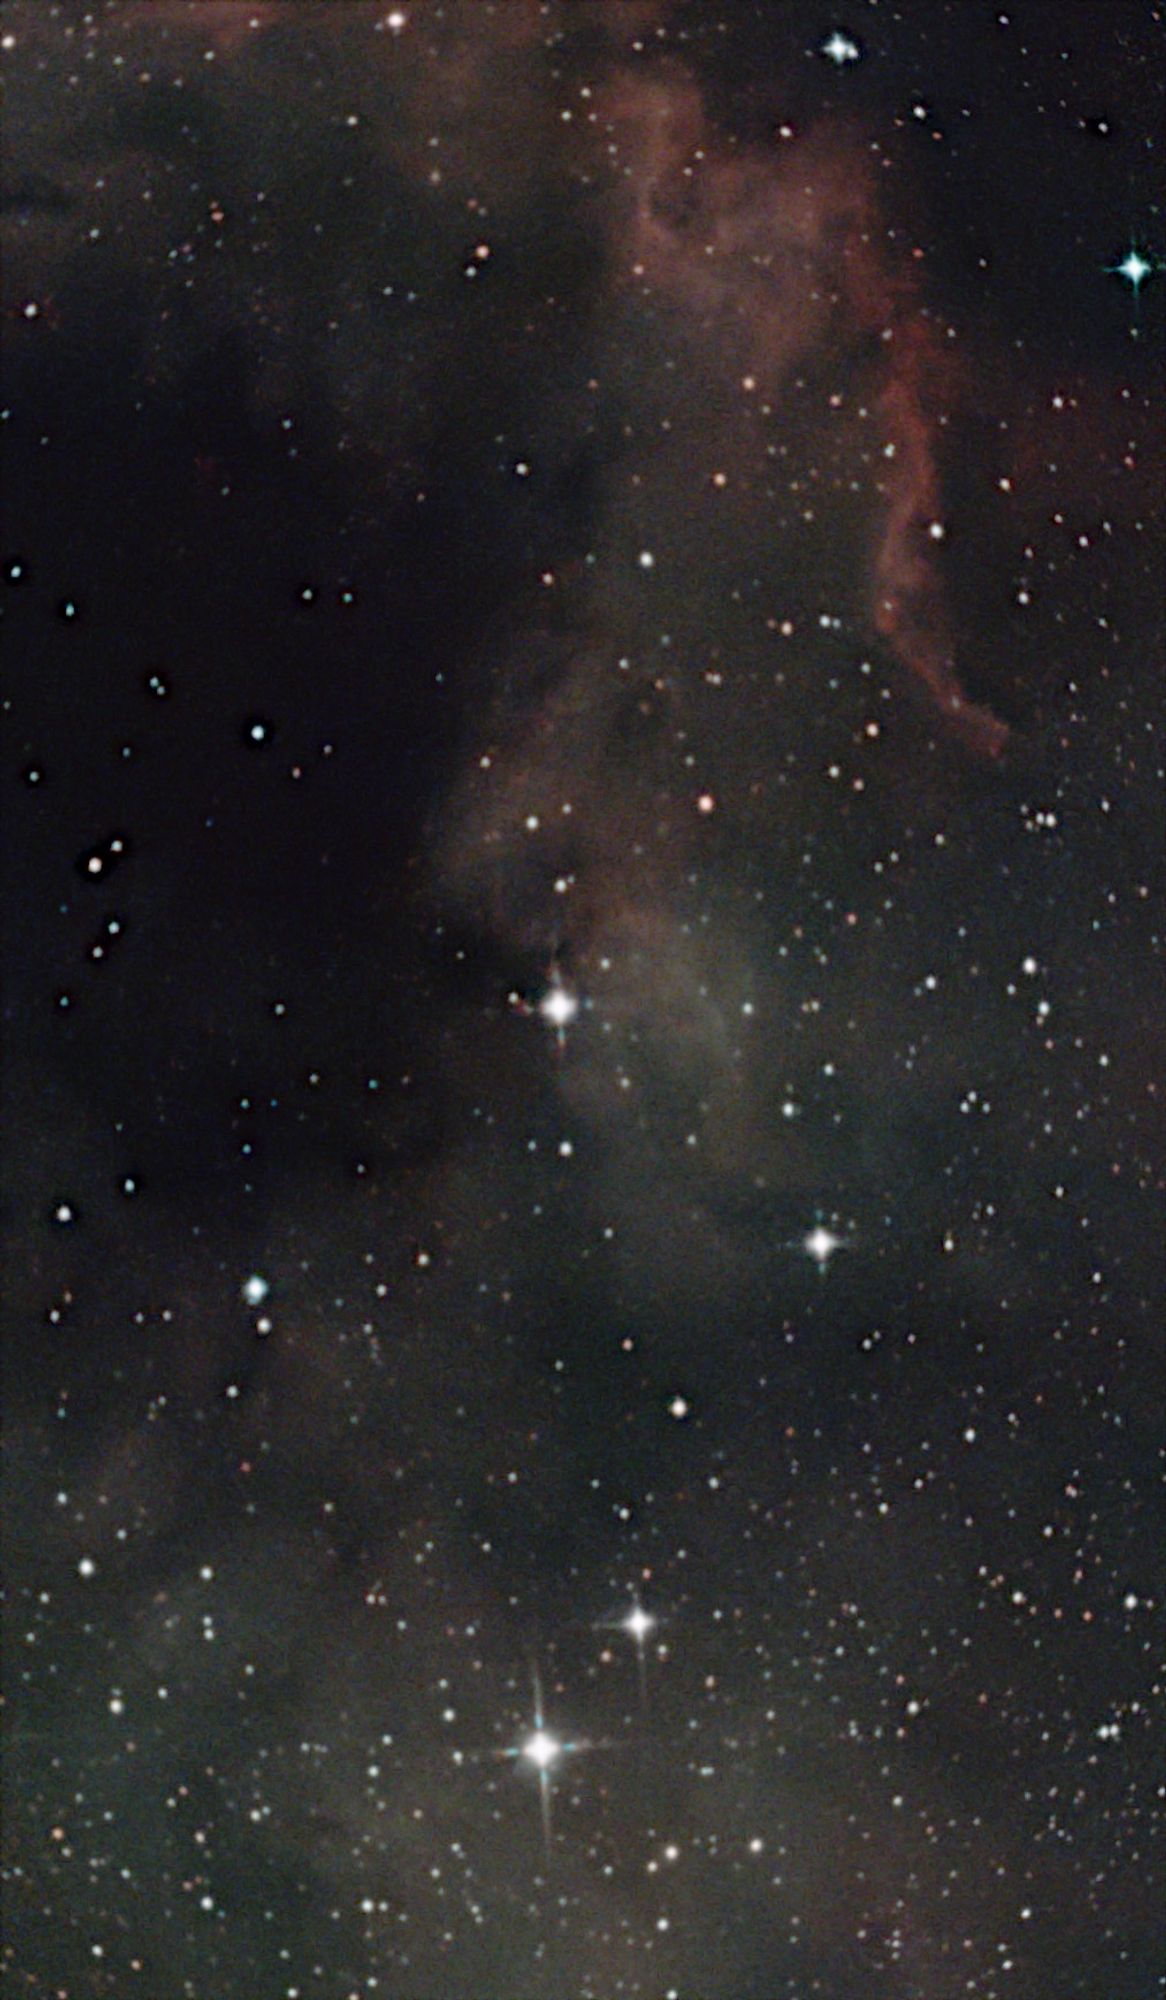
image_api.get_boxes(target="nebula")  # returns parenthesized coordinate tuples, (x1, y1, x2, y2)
(3, 6, 1160, 1996)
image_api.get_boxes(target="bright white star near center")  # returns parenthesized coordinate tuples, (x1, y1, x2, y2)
(624, 1606, 655, 1645)
(803, 1224, 851, 1269)
(521, 1728, 561, 1770)
(821, 30, 861, 65)
(538, 982, 578, 1032)
(1109, 246, 1156, 296)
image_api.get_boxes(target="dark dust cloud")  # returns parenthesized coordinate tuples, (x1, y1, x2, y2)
(2, 3, 1163, 1996)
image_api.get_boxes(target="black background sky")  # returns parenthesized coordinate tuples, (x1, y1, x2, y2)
(2, 4, 1164, 1997)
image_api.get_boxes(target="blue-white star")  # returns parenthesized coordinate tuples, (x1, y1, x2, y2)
(1110, 247, 1155, 295)
(520, 1726, 561, 1772)
(821, 30, 861, 66)
(501, 1669, 586, 1860)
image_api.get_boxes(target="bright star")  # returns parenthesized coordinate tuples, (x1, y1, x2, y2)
(508, 966, 580, 1047)
(821, 30, 861, 65)
(1110, 247, 1155, 295)
(803, 1224, 849, 1269)
(622, 1601, 657, 1704)
(501, 1668, 589, 1860)
(521, 1727, 560, 1771)
(538, 980, 578, 1034)
(624, 1605, 655, 1646)
(595, 1597, 662, 1704)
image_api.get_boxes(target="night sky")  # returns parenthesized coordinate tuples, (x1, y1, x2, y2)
(3, 4, 1164, 1996)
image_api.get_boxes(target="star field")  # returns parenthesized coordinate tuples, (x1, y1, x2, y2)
(2, 4, 1163, 1998)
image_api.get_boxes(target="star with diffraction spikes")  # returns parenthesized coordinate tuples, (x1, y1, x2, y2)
(596, 1594, 661, 1708)
(1109, 246, 1156, 296)
(1106, 244, 1159, 339)
(796, 1221, 853, 1273)
(621, 1601, 657, 1707)
(537, 972, 579, 1042)
(508, 964, 581, 1051)
(820, 30, 862, 66)
(498, 1667, 591, 1862)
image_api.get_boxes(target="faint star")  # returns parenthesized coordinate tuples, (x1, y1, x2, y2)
(821, 30, 861, 65)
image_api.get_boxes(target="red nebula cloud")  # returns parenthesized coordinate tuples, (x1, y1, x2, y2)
(872, 327, 1010, 759)
(596, 69, 1011, 758)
